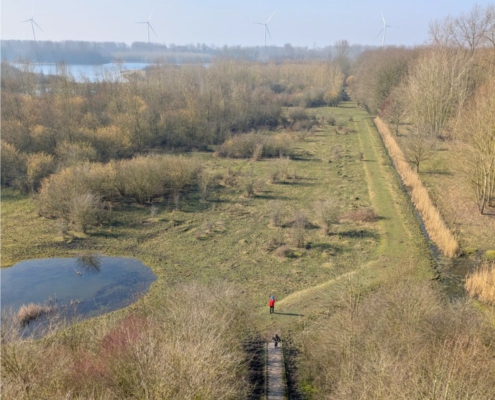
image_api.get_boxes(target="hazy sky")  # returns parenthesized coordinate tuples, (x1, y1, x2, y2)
(2, 0, 493, 47)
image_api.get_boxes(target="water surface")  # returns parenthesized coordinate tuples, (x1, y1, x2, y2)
(1, 256, 156, 323)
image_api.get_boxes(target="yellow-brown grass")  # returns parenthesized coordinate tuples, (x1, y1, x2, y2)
(17, 303, 55, 325)
(374, 117, 458, 257)
(466, 262, 495, 305)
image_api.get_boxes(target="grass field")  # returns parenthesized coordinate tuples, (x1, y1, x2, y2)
(1, 102, 434, 336)
(395, 127, 495, 254)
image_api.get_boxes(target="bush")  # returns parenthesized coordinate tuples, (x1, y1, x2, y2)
(341, 208, 379, 223)
(1, 140, 26, 189)
(26, 152, 56, 191)
(314, 199, 340, 235)
(215, 133, 293, 159)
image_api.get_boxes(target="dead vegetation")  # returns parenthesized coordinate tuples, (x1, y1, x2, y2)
(466, 261, 495, 305)
(1, 283, 253, 400)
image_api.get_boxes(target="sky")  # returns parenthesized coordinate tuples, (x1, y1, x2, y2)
(1, 0, 493, 48)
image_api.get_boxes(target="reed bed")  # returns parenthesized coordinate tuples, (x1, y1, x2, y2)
(466, 262, 495, 305)
(374, 117, 458, 257)
(17, 303, 55, 326)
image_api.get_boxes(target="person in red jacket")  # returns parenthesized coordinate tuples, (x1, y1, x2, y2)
(269, 295, 275, 314)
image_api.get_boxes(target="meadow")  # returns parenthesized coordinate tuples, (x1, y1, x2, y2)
(1, 100, 440, 397)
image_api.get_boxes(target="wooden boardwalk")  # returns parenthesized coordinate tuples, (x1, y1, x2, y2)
(267, 341, 285, 399)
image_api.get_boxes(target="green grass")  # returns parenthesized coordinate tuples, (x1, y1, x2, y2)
(1, 102, 434, 339)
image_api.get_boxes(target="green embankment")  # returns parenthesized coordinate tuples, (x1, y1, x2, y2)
(271, 105, 433, 328)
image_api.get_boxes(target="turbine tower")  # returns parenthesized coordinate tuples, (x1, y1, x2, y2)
(22, 10, 43, 41)
(254, 12, 275, 47)
(136, 10, 157, 43)
(376, 11, 395, 46)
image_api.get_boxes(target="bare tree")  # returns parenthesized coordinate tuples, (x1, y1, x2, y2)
(380, 85, 407, 135)
(406, 48, 472, 138)
(429, 4, 495, 53)
(456, 78, 495, 214)
(403, 125, 435, 173)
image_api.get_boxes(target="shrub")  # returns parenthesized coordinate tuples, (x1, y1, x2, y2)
(26, 152, 56, 191)
(1, 140, 26, 189)
(291, 212, 308, 248)
(215, 133, 293, 159)
(269, 201, 284, 227)
(341, 208, 379, 223)
(314, 199, 340, 235)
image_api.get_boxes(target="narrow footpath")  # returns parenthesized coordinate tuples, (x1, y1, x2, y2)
(267, 341, 285, 399)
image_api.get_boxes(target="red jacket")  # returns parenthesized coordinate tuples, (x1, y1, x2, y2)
(269, 298, 275, 307)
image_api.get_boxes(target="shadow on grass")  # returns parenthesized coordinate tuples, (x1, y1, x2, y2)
(422, 170, 453, 176)
(274, 312, 305, 317)
(332, 229, 380, 239)
(276, 180, 315, 187)
(310, 243, 344, 253)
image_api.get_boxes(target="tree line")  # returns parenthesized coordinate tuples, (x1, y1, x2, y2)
(349, 3, 495, 214)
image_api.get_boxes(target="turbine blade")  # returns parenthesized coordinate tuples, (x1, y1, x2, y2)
(375, 29, 384, 40)
(136, 21, 147, 24)
(149, 23, 157, 37)
(22, 19, 32, 23)
(254, 22, 264, 25)
(266, 25, 271, 39)
(381, 11, 385, 26)
(266, 11, 275, 24)
(33, 20, 43, 32)
(148, 9, 154, 21)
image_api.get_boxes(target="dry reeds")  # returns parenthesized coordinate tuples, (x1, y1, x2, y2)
(466, 262, 495, 305)
(17, 302, 55, 326)
(374, 117, 458, 257)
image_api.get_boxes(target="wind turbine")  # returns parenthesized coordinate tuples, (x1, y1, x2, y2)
(22, 9, 43, 41)
(376, 11, 395, 46)
(254, 12, 275, 47)
(136, 10, 157, 43)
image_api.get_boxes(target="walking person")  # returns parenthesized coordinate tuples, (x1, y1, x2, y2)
(269, 295, 276, 314)
(272, 333, 281, 348)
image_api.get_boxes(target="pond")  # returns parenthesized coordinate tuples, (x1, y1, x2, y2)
(1, 256, 156, 331)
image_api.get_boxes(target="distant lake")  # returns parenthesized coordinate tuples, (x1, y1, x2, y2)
(11, 62, 151, 82)
(1, 256, 156, 331)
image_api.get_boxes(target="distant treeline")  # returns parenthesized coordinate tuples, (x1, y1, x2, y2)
(1, 39, 372, 64)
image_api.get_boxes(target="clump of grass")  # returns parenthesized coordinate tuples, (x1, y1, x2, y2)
(274, 245, 299, 258)
(375, 117, 459, 257)
(340, 208, 379, 223)
(466, 261, 495, 305)
(17, 302, 55, 326)
(484, 250, 495, 260)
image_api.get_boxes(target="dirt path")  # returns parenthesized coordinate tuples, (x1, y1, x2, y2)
(267, 341, 285, 399)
